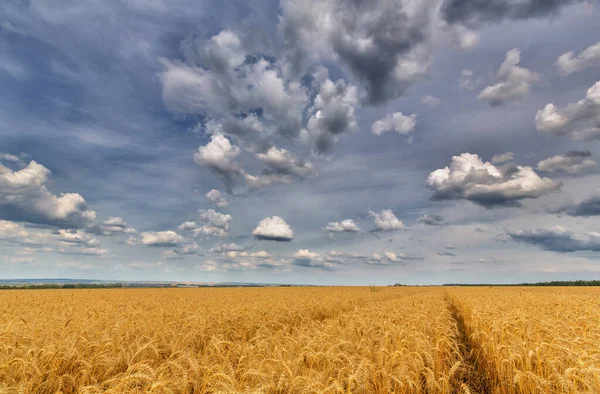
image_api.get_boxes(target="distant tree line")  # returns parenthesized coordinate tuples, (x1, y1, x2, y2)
(438, 280, 600, 287)
(0, 283, 125, 290)
(519, 280, 600, 286)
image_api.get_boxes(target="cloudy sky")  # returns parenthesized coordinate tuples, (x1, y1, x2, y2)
(1, 0, 600, 285)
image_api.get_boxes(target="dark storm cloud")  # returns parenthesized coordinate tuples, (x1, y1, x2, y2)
(553, 196, 600, 217)
(279, 0, 435, 105)
(441, 0, 583, 26)
(507, 227, 600, 252)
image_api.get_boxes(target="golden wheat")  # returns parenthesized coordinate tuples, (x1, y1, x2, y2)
(446, 287, 600, 393)
(0, 287, 599, 393)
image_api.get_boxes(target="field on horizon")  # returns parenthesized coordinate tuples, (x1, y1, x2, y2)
(1, 287, 599, 393)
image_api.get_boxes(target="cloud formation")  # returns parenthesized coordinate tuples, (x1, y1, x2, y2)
(491, 152, 514, 164)
(0, 159, 96, 228)
(371, 112, 417, 136)
(507, 226, 600, 252)
(292, 249, 339, 270)
(324, 219, 361, 233)
(195, 209, 232, 237)
(421, 95, 441, 108)
(304, 76, 359, 154)
(205, 189, 230, 208)
(536, 81, 600, 141)
(194, 134, 244, 193)
(478, 49, 540, 106)
(417, 214, 445, 226)
(553, 196, 600, 217)
(253, 216, 294, 241)
(427, 153, 561, 207)
(160, 30, 307, 139)
(369, 209, 406, 231)
(556, 41, 600, 75)
(365, 251, 423, 265)
(163, 242, 202, 260)
(279, 0, 435, 105)
(256, 146, 313, 179)
(441, 0, 582, 26)
(87, 217, 136, 236)
(56, 229, 99, 248)
(139, 231, 184, 247)
(0, 220, 112, 257)
(537, 151, 596, 174)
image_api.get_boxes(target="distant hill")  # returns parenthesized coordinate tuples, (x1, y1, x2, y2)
(0, 278, 304, 289)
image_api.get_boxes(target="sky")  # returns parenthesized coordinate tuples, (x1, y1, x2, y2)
(1, 0, 600, 285)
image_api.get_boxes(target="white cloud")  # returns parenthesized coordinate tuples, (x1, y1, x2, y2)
(56, 229, 99, 247)
(324, 219, 360, 233)
(193, 225, 228, 237)
(478, 49, 540, 106)
(256, 146, 313, 179)
(194, 134, 244, 192)
(243, 173, 290, 190)
(253, 216, 294, 241)
(446, 24, 479, 50)
(369, 209, 406, 231)
(177, 221, 197, 231)
(211, 242, 245, 253)
(194, 209, 232, 237)
(92, 216, 136, 236)
(163, 242, 202, 259)
(537, 151, 597, 175)
(365, 251, 423, 265)
(205, 189, 229, 207)
(0, 221, 110, 257)
(0, 153, 20, 162)
(556, 42, 600, 76)
(0, 220, 50, 246)
(205, 246, 289, 271)
(292, 249, 339, 270)
(0, 159, 96, 228)
(371, 112, 417, 136)
(139, 231, 184, 247)
(421, 95, 441, 108)
(427, 153, 561, 207)
(198, 209, 231, 229)
(535, 81, 600, 141)
(194, 137, 305, 192)
(491, 152, 514, 164)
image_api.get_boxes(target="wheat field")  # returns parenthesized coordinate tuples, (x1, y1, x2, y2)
(0, 287, 599, 393)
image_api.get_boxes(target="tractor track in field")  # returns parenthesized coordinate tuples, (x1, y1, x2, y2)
(446, 296, 493, 394)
